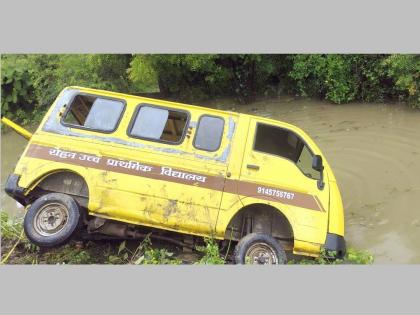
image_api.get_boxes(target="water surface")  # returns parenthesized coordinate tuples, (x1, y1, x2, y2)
(209, 97, 420, 264)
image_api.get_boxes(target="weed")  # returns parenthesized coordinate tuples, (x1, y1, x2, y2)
(108, 236, 181, 265)
(1, 211, 24, 241)
(195, 238, 225, 265)
(344, 248, 374, 264)
(289, 248, 374, 265)
(43, 245, 93, 265)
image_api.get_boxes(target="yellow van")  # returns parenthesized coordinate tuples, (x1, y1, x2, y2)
(4, 86, 345, 264)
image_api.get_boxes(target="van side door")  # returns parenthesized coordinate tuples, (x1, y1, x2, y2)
(175, 112, 237, 235)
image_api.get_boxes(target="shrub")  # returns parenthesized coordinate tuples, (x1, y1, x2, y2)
(289, 54, 328, 98)
(324, 55, 357, 104)
(1, 55, 41, 124)
(37, 54, 133, 103)
(383, 54, 420, 108)
(1, 54, 133, 124)
(288, 54, 420, 105)
(129, 54, 229, 102)
(289, 54, 358, 104)
(351, 55, 390, 102)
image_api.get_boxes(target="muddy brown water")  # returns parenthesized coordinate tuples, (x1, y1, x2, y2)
(2, 97, 420, 263)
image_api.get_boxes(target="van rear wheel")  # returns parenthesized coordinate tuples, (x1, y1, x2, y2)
(234, 233, 287, 265)
(24, 193, 82, 247)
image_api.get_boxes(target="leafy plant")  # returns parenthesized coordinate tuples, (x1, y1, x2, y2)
(344, 248, 374, 264)
(195, 238, 225, 265)
(289, 54, 328, 98)
(323, 55, 357, 104)
(108, 237, 181, 265)
(288, 54, 406, 105)
(128, 55, 159, 92)
(129, 54, 229, 101)
(289, 54, 358, 104)
(352, 55, 390, 102)
(1, 55, 40, 124)
(383, 54, 420, 107)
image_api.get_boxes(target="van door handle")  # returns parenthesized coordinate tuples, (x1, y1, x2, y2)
(247, 164, 260, 170)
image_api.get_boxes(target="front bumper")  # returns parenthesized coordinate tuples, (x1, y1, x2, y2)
(5, 174, 28, 206)
(324, 233, 346, 258)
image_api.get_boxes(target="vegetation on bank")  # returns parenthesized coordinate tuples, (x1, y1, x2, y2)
(1, 212, 373, 265)
(1, 54, 419, 125)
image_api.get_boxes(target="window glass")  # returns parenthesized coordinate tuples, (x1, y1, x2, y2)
(130, 105, 188, 143)
(62, 94, 124, 132)
(254, 123, 319, 179)
(254, 124, 299, 161)
(131, 106, 169, 139)
(194, 115, 224, 151)
(296, 145, 320, 180)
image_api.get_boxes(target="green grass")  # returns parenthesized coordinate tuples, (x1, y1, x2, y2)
(1, 211, 23, 241)
(289, 248, 374, 265)
(1, 212, 373, 265)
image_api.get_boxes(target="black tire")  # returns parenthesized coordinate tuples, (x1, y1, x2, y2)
(234, 233, 287, 264)
(23, 193, 82, 247)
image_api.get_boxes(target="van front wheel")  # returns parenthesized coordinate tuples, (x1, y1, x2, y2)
(24, 193, 81, 247)
(234, 233, 287, 265)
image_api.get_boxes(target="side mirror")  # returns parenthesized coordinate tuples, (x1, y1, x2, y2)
(312, 155, 325, 190)
(312, 155, 324, 172)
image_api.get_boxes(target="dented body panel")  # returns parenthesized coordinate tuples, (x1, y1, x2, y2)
(6, 86, 346, 258)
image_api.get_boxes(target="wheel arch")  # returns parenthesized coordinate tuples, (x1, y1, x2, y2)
(221, 199, 295, 245)
(25, 168, 91, 209)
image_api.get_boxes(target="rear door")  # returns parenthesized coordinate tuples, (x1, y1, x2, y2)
(239, 119, 329, 239)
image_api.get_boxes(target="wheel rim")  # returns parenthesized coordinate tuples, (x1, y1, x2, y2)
(33, 203, 69, 236)
(245, 242, 279, 265)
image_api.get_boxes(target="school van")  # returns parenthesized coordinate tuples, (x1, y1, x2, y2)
(4, 86, 346, 264)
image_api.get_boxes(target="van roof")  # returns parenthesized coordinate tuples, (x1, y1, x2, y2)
(68, 85, 239, 115)
(67, 86, 300, 131)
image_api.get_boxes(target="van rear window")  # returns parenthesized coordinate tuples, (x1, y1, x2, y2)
(62, 94, 124, 132)
(129, 105, 189, 144)
(193, 115, 224, 151)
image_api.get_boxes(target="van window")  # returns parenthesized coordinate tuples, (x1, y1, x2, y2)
(193, 115, 224, 151)
(254, 123, 320, 179)
(129, 105, 188, 143)
(62, 94, 124, 132)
